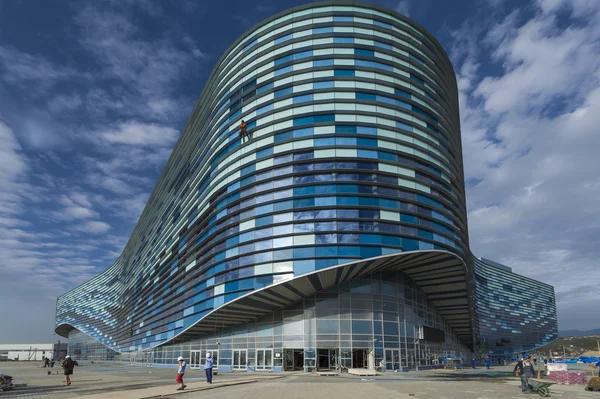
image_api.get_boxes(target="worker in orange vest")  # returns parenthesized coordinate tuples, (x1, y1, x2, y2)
(239, 120, 248, 142)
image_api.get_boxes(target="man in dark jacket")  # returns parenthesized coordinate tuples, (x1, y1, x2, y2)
(514, 354, 535, 392)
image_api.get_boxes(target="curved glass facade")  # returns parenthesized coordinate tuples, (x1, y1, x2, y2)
(55, 1, 556, 368)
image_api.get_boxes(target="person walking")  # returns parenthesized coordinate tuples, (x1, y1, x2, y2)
(514, 354, 536, 392)
(484, 355, 491, 370)
(204, 353, 214, 384)
(471, 356, 477, 369)
(61, 355, 78, 386)
(176, 356, 187, 391)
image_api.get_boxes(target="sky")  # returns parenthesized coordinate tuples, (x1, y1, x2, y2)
(0, 0, 598, 343)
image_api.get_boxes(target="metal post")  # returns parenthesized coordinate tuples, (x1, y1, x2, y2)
(597, 340, 600, 358)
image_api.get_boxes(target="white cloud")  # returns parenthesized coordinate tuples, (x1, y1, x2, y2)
(74, 220, 111, 234)
(395, 1, 410, 16)
(100, 121, 179, 147)
(454, 0, 600, 329)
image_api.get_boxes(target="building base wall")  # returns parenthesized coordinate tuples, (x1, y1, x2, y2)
(69, 271, 470, 371)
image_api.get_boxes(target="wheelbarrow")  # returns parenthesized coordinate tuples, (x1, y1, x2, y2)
(521, 376, 554, 397)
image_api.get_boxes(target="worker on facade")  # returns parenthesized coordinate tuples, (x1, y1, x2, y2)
(239, 119, 248, 142)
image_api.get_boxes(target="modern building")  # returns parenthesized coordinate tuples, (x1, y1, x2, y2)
(472, 257, 557, 360)
(0, 343, 68, 362)
(55, 1, 557, 371)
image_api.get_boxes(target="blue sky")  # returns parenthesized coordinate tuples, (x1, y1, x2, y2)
(1, 0, 598, 343)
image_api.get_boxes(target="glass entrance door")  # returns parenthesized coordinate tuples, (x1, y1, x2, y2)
(256, 349, 273, 370)
(385, 349, 401, 370)
(233, 350, 247, 370)
(190, 350, 202, 369)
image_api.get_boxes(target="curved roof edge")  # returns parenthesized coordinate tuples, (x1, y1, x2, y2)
(57, 250, 474, 351)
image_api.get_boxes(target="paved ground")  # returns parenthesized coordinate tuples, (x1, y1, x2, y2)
(1, 361, 598, 399)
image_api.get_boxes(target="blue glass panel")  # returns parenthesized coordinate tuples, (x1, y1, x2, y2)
(274, 54, 293, 66)
(337, 196, 359, 206)
(257, 147, 273, 158)
(359, 197, 379, 207)
(314, 114, 335, 123)
(243, 39, 257, 52)
(293, 127, 314, 137)
(336, 125, 357, 133)
(374, 41, 393, 50)
(358, 149, 377, 158)
(225, 281, 239, 292)
(419, 240, 435, 250)
(410, 74, 425, 85)
(396, 121, 413, 132)
(257, 82, 273, 94)
(418, 229, 434, 240)
(410, 54, 424, 64)
(334, 69, 355, 76)
(294, 259, 315, 275)
(275, 131, 293, 142)
(356, 92, 376, 101)
(355, 49, 374, 56)
(374, 62, 393, 71)
(315, 196, 336, 206)
(352, 320, 373, 334)
(275, 65, 292, 76)
(378, 151, 396, 161)
(396, 100, 411, 110)
(315, 185, 336, 194)
(357, 126, 377, 135)
(382, 235, 401, 246)
(427, 123, 440, 133)
(294, 247, 315, 258)
(314, 59, 334, 67)
(337, 184, 358, 193)
(402, 238, 419, 251)
(412, 106, 439, 123)
(376, 95, 395, 105)
(256, 103, 273, 115)
(293, 116, 313, 126)
(334, 37, 354, 44)
(356, 59, 374, 68)
(294, 93, 313, 103)
(357, 138, 377, 147)
(380, 199, 398, 209)
(313, 27, 333, 34)
(400, 214, 418, 224)
(274, 87, 293, 97)
(315, 137, 335, 146)
(294, 186, 315, 196)
(274, 33, 292, 44)
(373, 19, 392, 29)
(316, 258, 338, 269)
(274, 200, 293, 211)
(314, 81, 334, 89)
(256, 215, 272, 227)
(294, 198, 315, 208)
(333, 16, 353, 22)
(241, 164, 255, 176)
(293, 50, 313, 60)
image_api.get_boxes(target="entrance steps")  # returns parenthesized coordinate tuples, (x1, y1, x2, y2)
(347, 368, 378, 376)
(316, 371, 337, 376)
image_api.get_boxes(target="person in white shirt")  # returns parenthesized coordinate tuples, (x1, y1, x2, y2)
(176, 356, 187, 391)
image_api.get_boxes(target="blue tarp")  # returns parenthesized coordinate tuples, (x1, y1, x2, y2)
(579, 356, 600, 364)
